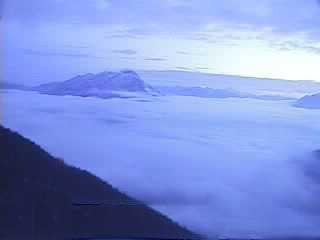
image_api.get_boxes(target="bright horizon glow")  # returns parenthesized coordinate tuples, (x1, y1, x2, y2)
(3, 0, 320, 84)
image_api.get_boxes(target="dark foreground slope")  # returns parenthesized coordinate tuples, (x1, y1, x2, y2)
(0, 126, 198, 240)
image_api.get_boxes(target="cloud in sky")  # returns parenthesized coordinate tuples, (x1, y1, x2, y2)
(3, 0, 320, 82)
(4, 0, 320, 34)
(176, 66, 193, 71)
(112, 49, 137, 55)
(270, 40, 320, 55)
(144, 57, 167, 62)
(176, 51, 191, 55)
(23, 49, 104, 59)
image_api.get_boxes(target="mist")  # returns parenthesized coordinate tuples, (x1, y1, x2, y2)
(2, 88, 320, 238)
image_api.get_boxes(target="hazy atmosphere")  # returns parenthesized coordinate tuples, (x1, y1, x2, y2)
(3, 0, 320, 84)
(2, 0, 320, 239)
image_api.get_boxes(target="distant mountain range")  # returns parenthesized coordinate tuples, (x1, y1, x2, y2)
(0, 82, 28, 91)
(138, 70, 320, 98)
(31, 70, 158, 98)
(1, 69, 304, 101)
(157, 86, 293, 100)
(294, 93, 320, 109)
(0, 125, 199, 239)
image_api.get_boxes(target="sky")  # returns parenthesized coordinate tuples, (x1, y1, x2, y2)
(2, 0, 320, 84)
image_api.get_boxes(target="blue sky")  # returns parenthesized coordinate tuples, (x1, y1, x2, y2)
(3, 0, 320, 84)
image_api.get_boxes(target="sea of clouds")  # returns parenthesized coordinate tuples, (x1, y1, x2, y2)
(2, 87, 320, 238)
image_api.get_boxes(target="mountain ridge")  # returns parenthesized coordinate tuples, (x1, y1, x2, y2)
(0, 125, 200, 240)
(294, 93, 320, 109)
(32, 70, 157, 98)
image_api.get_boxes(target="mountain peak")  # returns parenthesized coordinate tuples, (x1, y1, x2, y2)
(294, 92, 320, 109)
(33, 70, 156, 98)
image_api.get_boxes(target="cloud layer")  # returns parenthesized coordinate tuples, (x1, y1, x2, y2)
(3, 0, 320, 84)
(3, 87, 320, 237)
(4, 0, 320, 35)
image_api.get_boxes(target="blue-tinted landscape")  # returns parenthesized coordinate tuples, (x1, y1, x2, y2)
(2, 0, 320, 239)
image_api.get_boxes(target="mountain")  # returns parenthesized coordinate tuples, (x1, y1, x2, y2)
(157, 86, 293, 101)
(294, 93, 320, 109)
(0, 125, 199, 240)
(32, 70, 157, 98)
(0, 82, 28, 90)
(138, 70, 320, 98)
(157, 86, 241, 98)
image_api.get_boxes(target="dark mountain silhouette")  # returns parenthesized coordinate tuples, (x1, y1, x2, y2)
(0, 125, 199, 240)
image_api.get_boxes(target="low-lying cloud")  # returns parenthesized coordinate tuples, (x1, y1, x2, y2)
(23, 49, 104, 59)
(2, 88, 320, 238)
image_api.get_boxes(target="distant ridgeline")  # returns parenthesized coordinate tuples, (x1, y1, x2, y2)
(31, 70, 158, 98)
(294, 92, 320, 109)
(1, 70, 300, 101)
(0, 125, 199, 240)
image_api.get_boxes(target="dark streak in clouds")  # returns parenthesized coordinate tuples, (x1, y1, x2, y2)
(107, 27, 156, 40)
(176, 51, 191, 55)
(125, 27, 155, 36)
(62, 44, 89, 49)
(144, 57, 167, 61)
(176, 66, 193, 71)
(23, 49, 104, 59)
(290, 151, 320, 215)
(302, 46, 320, 55)
(187, 35, 211, 41)
(119, 56, 137, 60)
(34, 44, 90, 52)
(196, 67, 211, 70)
(270, 41, 320, 55)
(112, 49, 137, 55)
(299, 151, 320, 187)
(108, 34, 139, 39)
